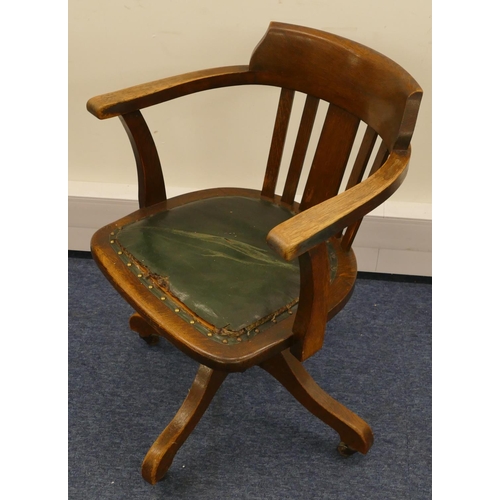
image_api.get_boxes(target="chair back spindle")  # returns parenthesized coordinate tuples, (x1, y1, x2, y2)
(299, 104, 360, 211)
(261, 88, 295, 199)
(281, 95, 320, 206)
(344, 126, 379, 192)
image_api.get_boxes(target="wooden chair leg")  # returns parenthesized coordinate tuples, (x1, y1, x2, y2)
(129, 313, 160, 345)
(259, 349, 374, 455)
(141, 364, 227, 484)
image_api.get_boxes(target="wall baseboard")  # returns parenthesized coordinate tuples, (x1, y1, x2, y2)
(68, 182, 432, 276)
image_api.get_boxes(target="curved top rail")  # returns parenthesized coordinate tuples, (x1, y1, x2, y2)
(250, 22, 423, 150)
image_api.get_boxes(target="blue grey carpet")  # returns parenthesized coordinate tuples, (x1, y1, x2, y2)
(68, 255, 431, 499)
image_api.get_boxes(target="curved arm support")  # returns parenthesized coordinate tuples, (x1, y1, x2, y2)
(87, 65, 256, 119)
(291, 243, 329, 361)
(120, 111, 166, 208)
(266, 149, 411, 261)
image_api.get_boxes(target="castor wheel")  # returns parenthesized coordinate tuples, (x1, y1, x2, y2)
(337, 441, 357, 457)
(140, 334, 160, 346)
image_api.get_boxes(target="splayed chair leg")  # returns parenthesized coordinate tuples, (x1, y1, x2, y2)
(259, 349, 373, 455)
(141, 364, 227, 484)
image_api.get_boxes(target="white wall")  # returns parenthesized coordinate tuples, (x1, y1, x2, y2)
(69, 0, 431, 204)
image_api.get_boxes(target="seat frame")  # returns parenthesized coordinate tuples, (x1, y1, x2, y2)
(87, 22, 422, 484)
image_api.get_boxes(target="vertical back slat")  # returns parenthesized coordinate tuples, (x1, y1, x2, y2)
(368, 141, 390, 176)
(281, 95, 320, 206)
(300, 104, 359, 211)
(340, 141, 390, 250)
(261, 88, 295, 199)
(344, 125, 378, 191)
(340, 219, 362, 252)
(334, 125, 378, 239)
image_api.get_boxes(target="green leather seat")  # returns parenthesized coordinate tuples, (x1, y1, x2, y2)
(111, 196, 336, 344)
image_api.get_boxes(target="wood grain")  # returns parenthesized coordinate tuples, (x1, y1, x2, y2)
(250, 22, 423, 150)
(300, 103, 359, 211)
(87, 66, 256, 119)
(291, 243, 329, 361)
(262, 88, 295, 199)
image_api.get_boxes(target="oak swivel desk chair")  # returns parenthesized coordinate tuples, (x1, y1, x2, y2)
(87, 22, 422, 484)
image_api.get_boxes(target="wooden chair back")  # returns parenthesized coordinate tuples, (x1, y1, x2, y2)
(252, 23, 422, 246)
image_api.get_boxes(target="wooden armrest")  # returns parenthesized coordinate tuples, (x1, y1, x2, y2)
(267, 149, 411, 261)
(87, 65, 255, 119)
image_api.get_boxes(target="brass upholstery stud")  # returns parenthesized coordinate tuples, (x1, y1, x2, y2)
(118, 251, 123, 255)
(222, 339, 228, 344)
(148, 285, 153, 289)
(174, 308, 180, 313)
(255, 329, 260, 333)
(207, 333, 213, 337)
(190, 320, 195, 324)
(137, 274, 143, 278)
(237, 337, 242, 342)
(160, 297, 166, 301)
(127, 263, 132, 267)
(110, 240, 115, 244)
